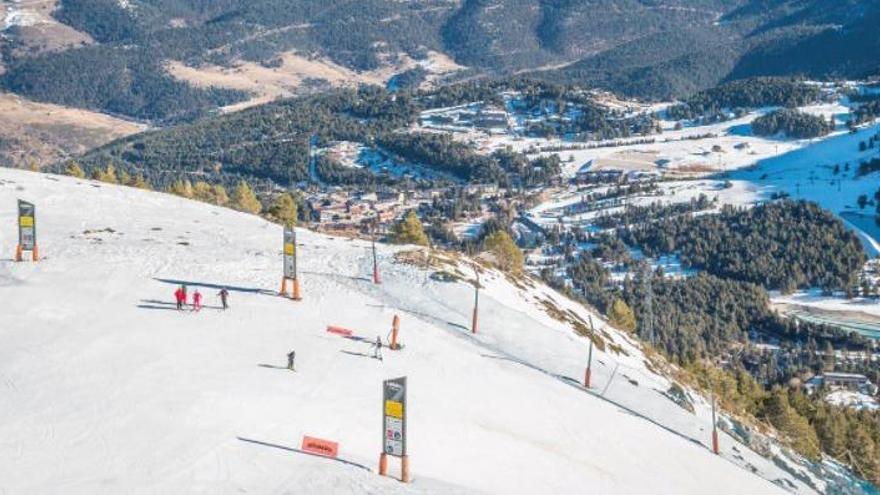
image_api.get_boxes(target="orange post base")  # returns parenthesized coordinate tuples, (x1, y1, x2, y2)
(712, 429, 719, 455)
(15, 244, 23, 262)
(378, 453, 388, 476)
(584, 368, 592, 389)
(292, 278, 302, 301)
(401, 455, 410, 483)
(281, 278, 302, 300)
(373, 265, 381, 285)
(32, 244, 39, 262)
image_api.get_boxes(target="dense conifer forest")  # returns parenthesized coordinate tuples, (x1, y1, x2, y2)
(751, 109, 834, 139)
(618, 201, 865, 293)
(666, 78, 820, 122)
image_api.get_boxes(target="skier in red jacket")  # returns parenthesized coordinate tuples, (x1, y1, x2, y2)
(174, 287, 185, 310)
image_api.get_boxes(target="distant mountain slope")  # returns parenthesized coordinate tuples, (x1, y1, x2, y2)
(534, 0, 880, 99)
(728, 1, 880, 80)
(0, 92, 145, 169)
(0, 0, 877, 120)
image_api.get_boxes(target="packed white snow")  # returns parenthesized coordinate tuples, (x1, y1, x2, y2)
(0, 169, 823, 493)
(826, 390, 880, 411)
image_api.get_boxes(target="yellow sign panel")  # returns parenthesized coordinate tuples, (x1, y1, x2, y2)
(385, 400, 403, 419)
(284, 243, 295, 256)
(19, 216, 34, 227)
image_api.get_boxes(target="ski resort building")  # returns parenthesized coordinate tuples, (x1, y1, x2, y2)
(805, 372, 878, 395)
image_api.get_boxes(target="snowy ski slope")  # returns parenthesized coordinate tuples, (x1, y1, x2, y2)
(0, 168, 817, 494)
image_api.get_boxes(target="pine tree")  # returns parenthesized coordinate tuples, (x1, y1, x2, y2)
(608, 298, 636, 332)
(847, 422, 879, 481)
(118, 168, 131, 187)
(483, 230, 523, 273)
(212, 185, 229, 206)
(231, 180, 262, 214)
(268, 193, 298, 226)
(66, 162, 85, 178)
(822, 340, 835, 371)
(814, 404, 847, 458)
(192, 181, 215, 203)
(389, 210, 429, 246)
(131, 175, 151, 190)
(168, 180, 194, 199)
(763, 388, 820, 460)
(92, 164, 118, 184)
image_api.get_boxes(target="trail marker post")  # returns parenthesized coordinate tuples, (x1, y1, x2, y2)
(16, 200, 37, 262)
(471, 270, 479, 335)
(280, 226, 301, 300)
(711, 391, 719, 455)
(372, 236, 381, 285)
(585, 315, 595, 388)
(390, 315, 401, 350)
(380, 376, 408, 482)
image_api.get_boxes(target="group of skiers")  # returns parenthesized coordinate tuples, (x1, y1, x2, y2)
(170, 285, 385, 373)
(173, 285, 229, 311)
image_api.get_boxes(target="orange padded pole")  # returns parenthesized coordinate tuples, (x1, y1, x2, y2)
(712, 429, 719, 455)
(292, 278, 302, 301)
(471, 307, 478, 335)
(391, 315, 400, 349)
(379, 453, 388, 476)
(401, 455, 410, 483)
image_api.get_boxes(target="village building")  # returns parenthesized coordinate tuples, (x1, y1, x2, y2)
(804, 372, 878, 395)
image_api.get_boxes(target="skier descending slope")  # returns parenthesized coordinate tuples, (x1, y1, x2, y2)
(373, 336, 383, 361)
(287, 351, 296, 371)
(218, 288, 229, 310)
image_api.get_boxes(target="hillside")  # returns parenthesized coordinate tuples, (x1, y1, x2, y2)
(0, 92, 145, 168)
(0, 167, 837, 493)
(1, 0, 879, 120)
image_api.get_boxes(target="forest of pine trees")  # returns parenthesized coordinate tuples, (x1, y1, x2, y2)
(751, 109, 834, 139)
(539, 196, 880, 481)
(666, 78, 820, 122)
(618, 201, 865, 293)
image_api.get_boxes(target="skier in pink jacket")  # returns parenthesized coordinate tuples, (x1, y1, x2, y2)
(192, 290, 203, 312)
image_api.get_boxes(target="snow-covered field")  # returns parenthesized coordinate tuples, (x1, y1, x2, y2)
(732, 120, 880, 255)
(826, 391, 880, 411)
(1, 1, 45, 30)
(0, 168, 837, 494)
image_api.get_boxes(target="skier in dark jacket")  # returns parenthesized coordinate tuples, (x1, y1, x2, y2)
(373, 335, 383, 361)
(287, 350, 296, 371)
(218, 288, 229, 310)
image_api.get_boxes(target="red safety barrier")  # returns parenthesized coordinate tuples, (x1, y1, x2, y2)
(326, 325, 354, 337)
(301, 436, 339, 458)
